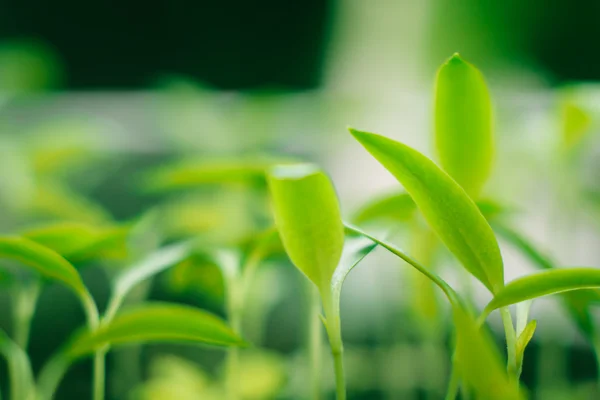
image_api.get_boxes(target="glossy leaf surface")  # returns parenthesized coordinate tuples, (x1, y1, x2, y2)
(434, 54, 494, 197)
(350, 128, 503, 293)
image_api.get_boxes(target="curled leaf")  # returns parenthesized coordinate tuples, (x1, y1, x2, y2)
(349, 128, 504, 293)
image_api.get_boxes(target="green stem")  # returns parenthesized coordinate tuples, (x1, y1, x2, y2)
(12, 281, 41, 350)
(593, 337, 600, 394)
(500, 307, 517, 379)
(36, 355, 69, 400)
(308, 285, 322, 400)
(93, 350, 106, 400)
(445, 353, 460, 400)
(226, 282, 242, 400)
(321, 290, 346, 400)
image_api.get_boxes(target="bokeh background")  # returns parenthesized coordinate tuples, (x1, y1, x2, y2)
(1, 0, 600, 399)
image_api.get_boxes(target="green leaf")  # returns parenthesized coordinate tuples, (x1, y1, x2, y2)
(561, 99, 591, 151)
(453, 307, 524, 400)
(267, 164, 345, 290)
(0, 236, 87, 297)
(484, 268, 600, 317)
(64, 303, 246, 359)
(21, 222, 130, 263)
(0, 330, 35, 400)
(516, 320, 536, 365)
(492, 221, 600, 339)
(351, 191, 416, 225)
(106, 242, 194, 320)
(143, 156, 295, 192)
(349, 128, 504, 294)
(434, 54, 494, 197)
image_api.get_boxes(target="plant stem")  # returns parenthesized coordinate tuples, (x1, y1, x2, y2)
(308, 285, 322, 400)
(36, 355, 69, 400)
(500, 307, 517, 379)
(226, 281, 243, 400)
(12, 281, 41, 350)
(445, 354, 460, 400)
(593, 337, 600, 394)
(321, 290, 346, 400)
(93, 349, 107, 400)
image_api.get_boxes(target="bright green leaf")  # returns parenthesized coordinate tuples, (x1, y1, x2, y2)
(64, 303, 246, 359)
(492, 222, 600, 339)
(516, 320, 536, 363)
(0, 236, 86, 297)
(434, 53, 494, 197)
(453, 307, 524, 400)
(561, 100, 591, 151)
(267, 164, 345, 290)
(349, 128, 504, 293)
(484, 268, 600, 317)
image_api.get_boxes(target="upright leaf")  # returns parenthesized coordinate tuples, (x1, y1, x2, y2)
(267, 164, 345, 290)
(0, 330, 35, 400)
(65, 303, 246, 359)
(434, 54, 494, 197)
(484, 268, 600, 317)
(350, 128, 504, 293)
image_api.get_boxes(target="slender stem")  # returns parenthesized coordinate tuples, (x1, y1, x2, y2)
(593, 337, 600, 394)
(445, 354, 460, 400)
(36, 355, 69, 400)
(308, 285, 323, 400)
(225, 280, 243, 400)
(80, 291, 103, 400)
(12, 281, 41, 350)
(321, 290, 346, 400)
(93, 350, 107, 400)
(500, 307, 517, 379)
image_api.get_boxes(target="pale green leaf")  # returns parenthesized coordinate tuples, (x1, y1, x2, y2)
(351, 191, 416, 225)
(434, 53, 494, 197)
(267, 164, 345, 290)
(453, 307, 524, 400)
(106, 242, 194, 320)
(349, 128, 504, 293)
(484, 268, 600, 317)
(516, 320, 536, 363)
(143, 156, 295, 192)
(0, 236, 86, 297)
(64, 303, 246, 359)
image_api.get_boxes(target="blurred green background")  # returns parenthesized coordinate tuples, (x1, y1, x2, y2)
(1, 1, 600, 399)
